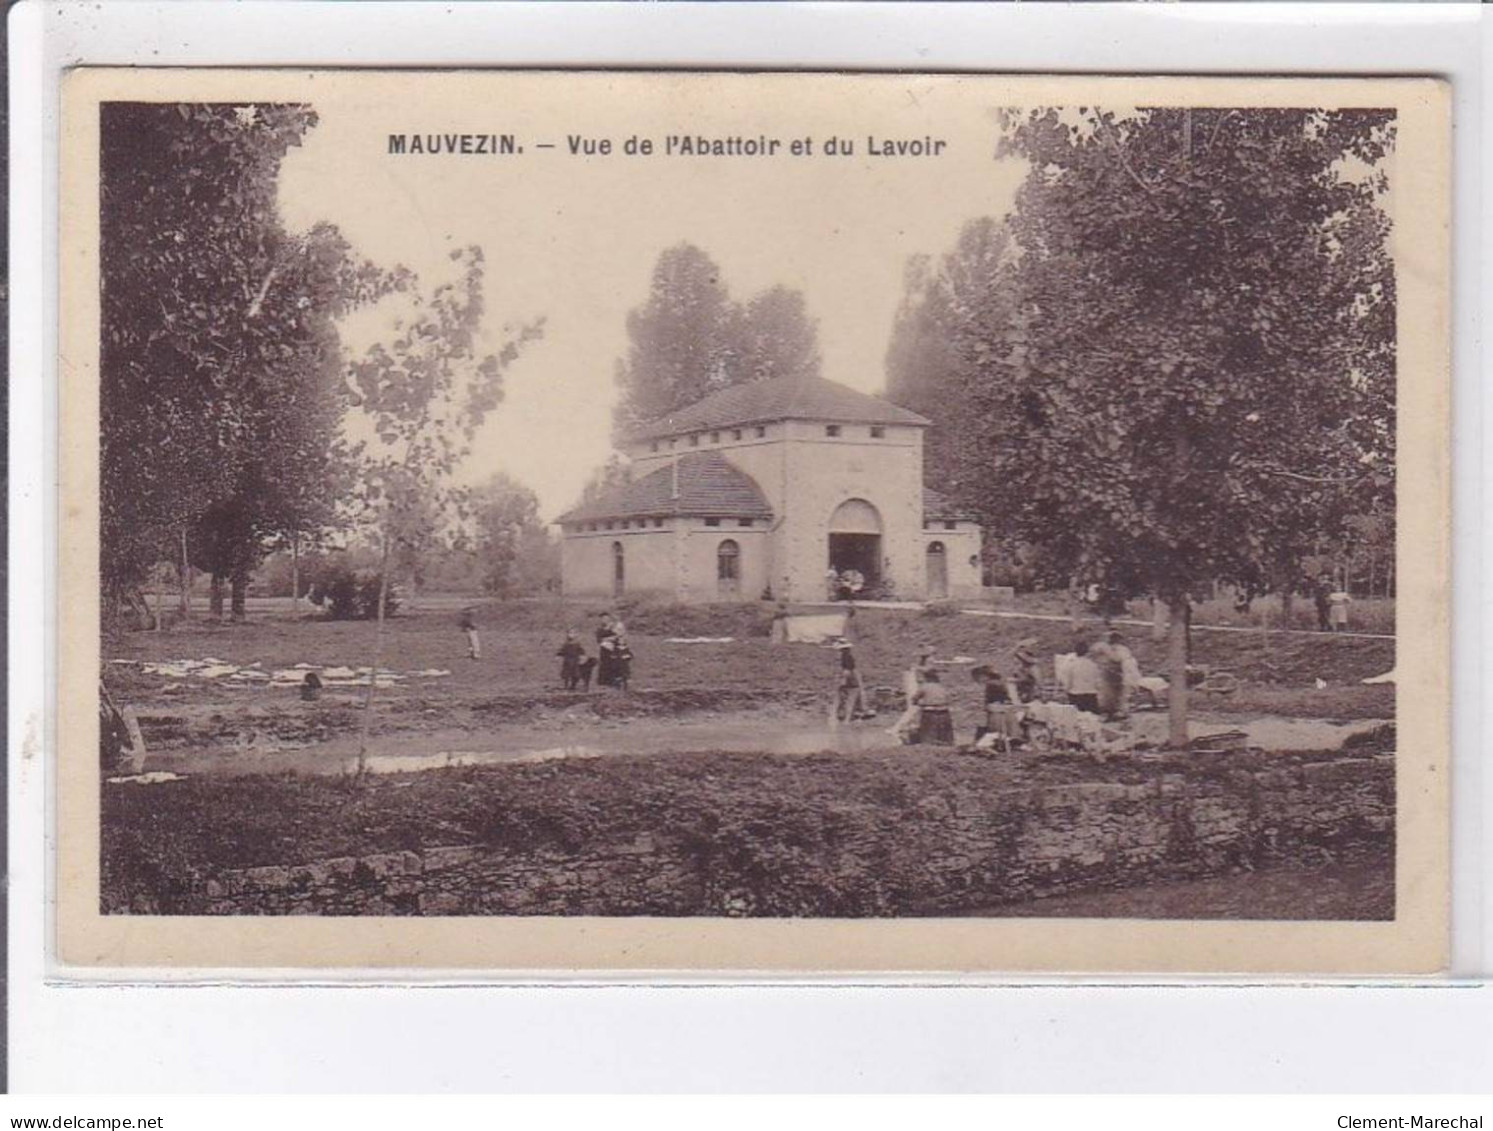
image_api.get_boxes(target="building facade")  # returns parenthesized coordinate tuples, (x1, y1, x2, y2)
(556, 376, 982, 604)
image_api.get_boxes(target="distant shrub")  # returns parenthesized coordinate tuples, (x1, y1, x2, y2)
(920, 600, 958, 618)
(308, 562, 399, 620)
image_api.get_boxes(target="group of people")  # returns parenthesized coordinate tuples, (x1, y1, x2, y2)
(831, 628, 1146, 750)
(458, 607, 635, 691)
(559, 613, 634, 691)
(1311, 575, 1353, 633)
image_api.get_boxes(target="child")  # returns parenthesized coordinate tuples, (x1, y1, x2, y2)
(611, 634, 634, 692)
(1328, 589, 1352, 632)
(1012, 637, 1040, 703)
(459, 606, 480, 660)
(912, 669, 955, 745)
(831, 640, 867, 723)
(888, 644, 935, 741)
(557, 629, 586, 690)
(972, 665, 1021, 753)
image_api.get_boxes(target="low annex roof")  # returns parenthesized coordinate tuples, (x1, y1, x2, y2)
(922, 487, 979, 523)
(624, 375, 931, 443)
(556, 451, 774, 526)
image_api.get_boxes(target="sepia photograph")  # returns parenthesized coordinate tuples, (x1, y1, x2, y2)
(56, 70, 1450, 971)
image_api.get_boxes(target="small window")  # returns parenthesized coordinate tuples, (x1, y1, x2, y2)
(650, 441, 659, 453)
(717, 539, 741, 595)
(732, 429, 743, 441)
(870, 426, 886, 439)
(587, 523, 597, 532)
(710, 431, 720, 444)
(944, 521, 957, 531)
(604, 521, 614, 530)
(755, 426, 767, 438)
(738, 518, 754, 528)
(825, 425, 841, 437)
(689, 434, 700, 447)
(704, 517, 721, 528)
(653, 518, 664, 529)
(669, 438, 677, 450)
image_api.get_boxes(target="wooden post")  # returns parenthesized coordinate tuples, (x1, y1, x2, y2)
(1167, 596, 1190, 750)
(356, 530, 391, 779)
(154, 567, 164, 633)
(179, 528, 190, 618)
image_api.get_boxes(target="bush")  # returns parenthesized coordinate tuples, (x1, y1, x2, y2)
(308, 561, 399, 621)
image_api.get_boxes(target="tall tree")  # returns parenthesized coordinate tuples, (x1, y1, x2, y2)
(347, 246, 543, 773)
(470, 471, 546, 596)
(612, 243, 822, 435)
(612, 244, 736, 435)
(100, 102, 390, 617)
(977, 107, 1396, 745)
(726, 285, 821, 384)
(576, 453, 632, 506)
(885, 218, 1018, 501)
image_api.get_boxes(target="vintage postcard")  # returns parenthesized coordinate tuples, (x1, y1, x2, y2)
(58, 70, 1450, 973)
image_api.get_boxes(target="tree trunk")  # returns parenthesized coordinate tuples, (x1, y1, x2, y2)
(1280, 588, 1294, 626)
(154, 569, 164, 633)
(1151, 597, 1167, 641)
(178, 528, 190, 618)
(290, 530, 300, 618)
(1167, 596, 1190, 750)
(230, 573, 248, 621)
(356, 534, 392, 779)
(209, 573, 225, 619)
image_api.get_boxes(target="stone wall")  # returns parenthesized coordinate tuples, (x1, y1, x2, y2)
(128, 752, 1393, 918)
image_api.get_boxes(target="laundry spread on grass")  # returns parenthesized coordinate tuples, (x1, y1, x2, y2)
(110, 658, 451, 687)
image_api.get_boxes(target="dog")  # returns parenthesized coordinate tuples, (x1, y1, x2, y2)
(576, 656, 597, 691)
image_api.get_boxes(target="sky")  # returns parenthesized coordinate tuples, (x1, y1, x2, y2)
(276, 73, 1027, 521)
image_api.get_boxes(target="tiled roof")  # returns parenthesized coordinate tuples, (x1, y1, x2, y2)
(625, 375, 931, 442)
(556, 451, 773, 525)
(923, 487, 978, 523)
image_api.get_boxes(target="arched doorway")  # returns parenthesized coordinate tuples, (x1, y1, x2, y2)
(716, 539, 741, 597)
(827, 498, 882, 596)
(926, 541, 948, 600)
(611, 541, 625, 598)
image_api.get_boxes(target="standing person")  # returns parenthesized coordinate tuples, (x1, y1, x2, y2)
(912, 669, 955, 746)
(888, 643, 936, 741)
(1107, 630, 1140, 719)
(831, 640, 868, 723)
(1328, 588, 1352, 633)
(972, 665, 1020, 750)
(1092, 633, 1126, 720)
(459, 606, 481, 660)
(1065, 641, 1103, 716)
(557, 629, 586, 690)
(612, 634, 634, 691)
(825, 567, 841, 602)
(595, 612, 617, 686)
(770, 601, 790, 644)
(1012, 637, 1041, 704)
(1313, 574, 1333, 632)
(841, 603, 859, 644)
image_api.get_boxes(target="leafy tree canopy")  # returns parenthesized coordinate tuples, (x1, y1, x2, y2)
(612, 243, 821, 435)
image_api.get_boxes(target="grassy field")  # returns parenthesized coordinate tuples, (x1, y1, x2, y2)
(106, 593, 1395, 729)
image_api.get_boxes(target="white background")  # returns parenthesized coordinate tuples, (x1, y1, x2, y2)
(9, 1, 1492, 1092)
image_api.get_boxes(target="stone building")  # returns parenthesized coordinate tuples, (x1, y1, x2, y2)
(556, 375, 983, 603)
